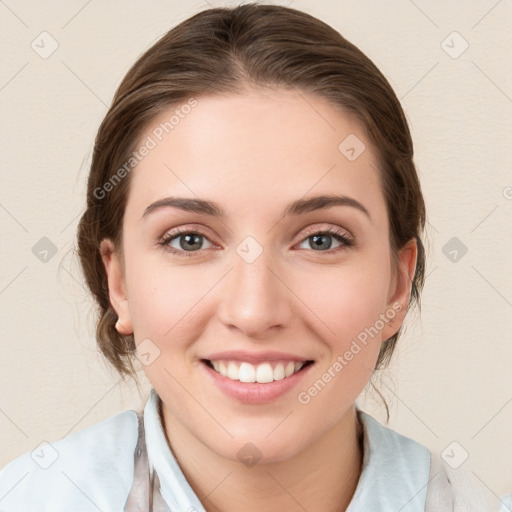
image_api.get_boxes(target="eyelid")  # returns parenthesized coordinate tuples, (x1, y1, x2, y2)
(297, 224, 353, 244)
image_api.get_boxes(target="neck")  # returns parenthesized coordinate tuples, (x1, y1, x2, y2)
(160, 404, 364, 512)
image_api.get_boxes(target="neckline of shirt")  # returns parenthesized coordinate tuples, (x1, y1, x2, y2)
(143, 388, 430, 511)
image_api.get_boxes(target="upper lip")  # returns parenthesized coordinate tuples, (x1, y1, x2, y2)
(202, 350, 313, 364)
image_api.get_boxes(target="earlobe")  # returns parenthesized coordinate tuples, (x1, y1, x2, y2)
(381, 238, 418, 341)
(99, 239, 133, 335)
(115, 317, 131, 336)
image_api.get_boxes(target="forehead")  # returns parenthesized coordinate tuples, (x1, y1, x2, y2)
(125, 89, 385, 223)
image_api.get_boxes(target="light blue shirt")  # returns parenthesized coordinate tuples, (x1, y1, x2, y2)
(0, 388, 508, 511)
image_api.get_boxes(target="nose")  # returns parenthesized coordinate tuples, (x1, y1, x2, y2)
(216, 249, 294, 339)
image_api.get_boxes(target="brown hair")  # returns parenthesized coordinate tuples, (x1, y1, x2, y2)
(77, 4, 426, 395)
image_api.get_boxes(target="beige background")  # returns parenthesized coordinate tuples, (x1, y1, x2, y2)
(1, 0, 511, 500)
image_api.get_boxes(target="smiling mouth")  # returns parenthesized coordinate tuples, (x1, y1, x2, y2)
(202, 359, 315, 384)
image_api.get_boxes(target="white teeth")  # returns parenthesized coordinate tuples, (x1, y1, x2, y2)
(209, 360, 309, 383)
(239, 362, 256, 383)
(273, 363, 285, 381)
(256, 363, 274, 383)
(218, 361, 227, 377)
(285, 362, 295, 377)
(227, 362, 239, 380)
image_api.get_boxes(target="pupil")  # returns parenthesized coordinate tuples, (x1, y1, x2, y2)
(312, 234, 331, 250)
(182, 234, 202, 250)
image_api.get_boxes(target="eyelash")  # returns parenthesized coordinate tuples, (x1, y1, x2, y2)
(158, 226, 354, 258)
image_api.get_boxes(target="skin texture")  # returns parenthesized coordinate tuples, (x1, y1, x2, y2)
(100, 88, 417, 511)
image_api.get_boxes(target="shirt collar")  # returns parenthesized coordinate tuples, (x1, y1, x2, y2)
(144, 388, 206, 512)
(144, 388, 430, 511)
(346, 410, 430, 511)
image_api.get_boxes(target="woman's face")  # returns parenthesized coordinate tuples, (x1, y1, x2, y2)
(101, 88, 416, 463)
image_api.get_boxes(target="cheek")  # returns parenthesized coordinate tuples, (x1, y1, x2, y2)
(125, 263, 208, 392)
(294, 266, 388, 419)
(125, 254, 214, 350)
(293, 249, 392, 342)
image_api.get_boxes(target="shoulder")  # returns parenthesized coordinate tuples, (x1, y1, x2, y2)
(351, 411, 431, 509)
(356, 412, 506, 511)
(0, 409, 139, 512)
(499, 495, 512, 512)
(426, 451, 505, 511)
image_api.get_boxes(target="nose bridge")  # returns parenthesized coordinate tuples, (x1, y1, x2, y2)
(217, 239, 291, 337)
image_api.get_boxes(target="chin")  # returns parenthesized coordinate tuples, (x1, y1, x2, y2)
(209, 430, 311, 467)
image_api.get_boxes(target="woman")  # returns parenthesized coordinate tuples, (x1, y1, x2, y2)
(0, 4, 508, 511)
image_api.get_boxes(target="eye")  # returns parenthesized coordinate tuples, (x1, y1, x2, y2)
(296, 226, 353, 253)
(159, 225, 354, 257)
(159, 227, 214, 257)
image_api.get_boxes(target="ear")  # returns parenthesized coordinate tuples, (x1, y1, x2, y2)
(99, 238, 133, 335)
(380, 237, 418, 341)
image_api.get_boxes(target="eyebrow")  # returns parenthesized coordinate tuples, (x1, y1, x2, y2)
(142, 194, 371, 221)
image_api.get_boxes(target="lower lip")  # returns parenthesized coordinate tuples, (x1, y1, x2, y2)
(201, 361, 314, 404)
